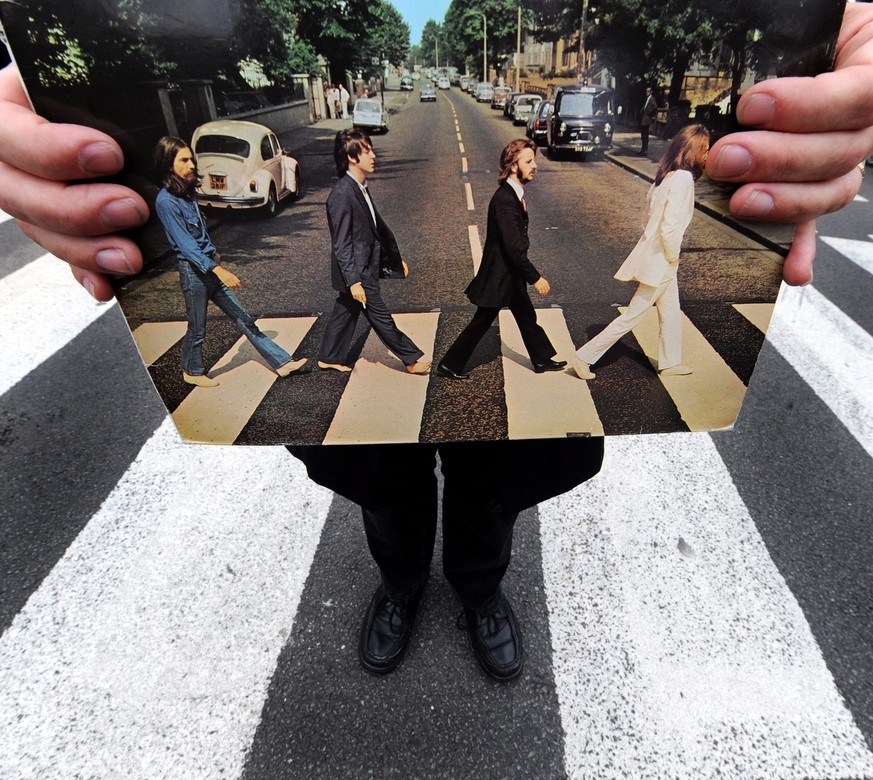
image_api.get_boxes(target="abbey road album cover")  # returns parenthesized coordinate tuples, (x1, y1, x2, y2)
(0, 0, 845, 445)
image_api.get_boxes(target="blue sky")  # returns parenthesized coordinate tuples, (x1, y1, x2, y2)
(391, 0, 452, 45)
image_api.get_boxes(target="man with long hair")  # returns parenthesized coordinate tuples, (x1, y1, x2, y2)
(316, 129, 430, 374)
(153, 136, 306, 387)
(437, 137, 565, 380)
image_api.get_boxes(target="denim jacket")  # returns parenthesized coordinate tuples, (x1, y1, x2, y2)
(155, 188, 218, 274)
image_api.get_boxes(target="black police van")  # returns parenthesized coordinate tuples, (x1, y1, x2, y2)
(546, 84, 620, 158)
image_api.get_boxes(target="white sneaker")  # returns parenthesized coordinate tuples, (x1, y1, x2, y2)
(659, 364, 693, 376)
(183, 372, 220, 387)
(276, 357, 308, 377)
(571, 358, 595, 380)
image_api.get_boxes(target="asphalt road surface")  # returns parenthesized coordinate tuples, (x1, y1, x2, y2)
(2, 86, 873, 779)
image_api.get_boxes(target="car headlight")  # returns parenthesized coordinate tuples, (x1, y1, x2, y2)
(605, 123, 612, 135)
(249, 179, 258, 193)
(594, 136, 601, 145)
(559, 122, 567, 136)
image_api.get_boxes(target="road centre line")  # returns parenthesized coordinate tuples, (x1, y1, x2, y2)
(468, 225, 483, 274)
(465, 181, 475, 211)
(459, 142, 465, 154)
(462, 158, 468, 173)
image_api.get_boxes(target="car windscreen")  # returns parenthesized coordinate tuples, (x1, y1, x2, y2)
(356, 101, 380, 112)
(559, 92, 612, 117)
(194, 135, 250, 157)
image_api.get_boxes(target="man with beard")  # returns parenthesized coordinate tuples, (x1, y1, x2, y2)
(153, 136, 307, 387)
(438, 137, 566, 379)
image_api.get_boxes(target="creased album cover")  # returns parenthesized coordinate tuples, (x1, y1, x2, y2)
(0, 0, 845, 444)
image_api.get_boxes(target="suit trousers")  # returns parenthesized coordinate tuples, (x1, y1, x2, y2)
(288, 438, 604, 613)
(441, 288, 556, 373)
(318, 283, 423, 367)
(576, 273, 682, 370)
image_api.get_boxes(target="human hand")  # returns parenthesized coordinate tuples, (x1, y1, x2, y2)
(533, 277, 551, 296)
(213, 265, 241, 289)
(705, 2, 873, 285)
(0, 64, 149, 301)
(350, 282, 367, 305)
(402, 259, 409, 277)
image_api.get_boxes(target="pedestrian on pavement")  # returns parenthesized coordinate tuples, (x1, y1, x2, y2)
(640, 86, 658, 156)
(438, 137, 566, 379)
(316, 129, 430, 375)
(572, 124, 710, 381)
(339, 84, 350, 119)
(153, 136, 307, 387)
(326, 84, 339, 120)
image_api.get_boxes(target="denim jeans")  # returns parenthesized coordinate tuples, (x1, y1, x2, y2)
(178, 261, 292, 375)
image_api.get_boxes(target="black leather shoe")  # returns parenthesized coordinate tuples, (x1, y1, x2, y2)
(359, 584, 422, 675)
(533, 359, 567, 373)
(436, 363, 470, 380)
(464, 593, 524, 681)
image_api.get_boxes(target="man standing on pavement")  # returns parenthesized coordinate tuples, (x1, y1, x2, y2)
(317, 129, 431, 375)
(640, 86, 658, 156)
(438, 137, 566, 379)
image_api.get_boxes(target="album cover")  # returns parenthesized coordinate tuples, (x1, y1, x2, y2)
(0, 0, 845, 444)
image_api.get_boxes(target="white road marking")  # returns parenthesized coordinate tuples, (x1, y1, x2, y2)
(132, 321, 188, 366)
(0, 208, 14, 224)
(630, 307, 748, 432)
(765, 283, 873, 458)
(500, 308, 604, 438)
(171, 317, 316, 444)
(459, 142, 465, 154)
(465, 181, 474, 211)
(462, 157, 468, 173)
(0, 417, 333, 780)
(821, 235, 873, 275)
(468, 224, 483, 274)
(541, 433, 873, 780)
(0, 253, 116, 396)
(322, 312, 439, 444)
(853, 195, 868, 202)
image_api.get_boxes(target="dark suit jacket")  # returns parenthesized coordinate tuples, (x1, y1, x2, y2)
(326, 173, 404, 292)
(465, 181, 541, 308)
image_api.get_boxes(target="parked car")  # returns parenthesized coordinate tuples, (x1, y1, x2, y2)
(192, 120, 300, 217)
(352, 98, 389, 133)
(460, 76, 469, 90)
(547, 84, 620, 157)
(475, 83, 494, 103)
(400, 76, 414, 91)
(491, 86, 512, 110)
(505, 92, 538, 121)
(438, 76, 451, 89)
(420, 83, 437, 102)
(512, 95, 542, 125)
(527, 99, 554, 145)
(466, 79, 479, 95)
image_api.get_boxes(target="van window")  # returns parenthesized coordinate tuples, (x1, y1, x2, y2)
(560, 92, 612, 116)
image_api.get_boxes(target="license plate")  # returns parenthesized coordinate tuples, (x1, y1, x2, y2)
(575, 145, 594, 153)
(209, 174, 227, 190)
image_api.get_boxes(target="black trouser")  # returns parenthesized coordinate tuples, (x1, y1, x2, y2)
(441, 290, 556, 374)
(640, 124, 650, 153)
(289, 439, 605, 613)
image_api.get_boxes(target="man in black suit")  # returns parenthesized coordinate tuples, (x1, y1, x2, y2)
(317, 129, 431, 375)
(438, 137, 566, 379)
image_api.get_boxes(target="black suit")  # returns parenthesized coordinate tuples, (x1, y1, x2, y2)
(441, 181, 556, 373)
(318, 173, 423, 366)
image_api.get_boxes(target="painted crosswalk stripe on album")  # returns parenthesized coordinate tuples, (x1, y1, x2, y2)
(323, 312, 439, 444)
(734, 302, 776, 335)
(132, 321, 188, 366)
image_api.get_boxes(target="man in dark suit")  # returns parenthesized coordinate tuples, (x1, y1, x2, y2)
(317, 129, 431, 375)
(437, 137, 566, 379)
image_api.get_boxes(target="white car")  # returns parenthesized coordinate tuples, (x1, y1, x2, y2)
(512, 95, 542, 125)
(353, 98, 389, 134)
(438, 77, 450, 89)
(192, 120, 300, 217)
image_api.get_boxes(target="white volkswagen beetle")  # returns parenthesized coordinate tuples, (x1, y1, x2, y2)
(191, 120, 301, 217)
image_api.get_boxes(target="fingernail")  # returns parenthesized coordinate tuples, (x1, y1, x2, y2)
(737, 190, 775, 218)
(82, 276, 98, 300)
(738, 93, 775, 126)
(100, 198, 147, 229)
(79, 142, 123, 175)
(96, 248, 134, 274)
(711, 144, 753, 178)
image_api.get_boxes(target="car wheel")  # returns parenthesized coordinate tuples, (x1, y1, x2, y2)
(262, 185, 278, 217)
(291, 167, 302, 200)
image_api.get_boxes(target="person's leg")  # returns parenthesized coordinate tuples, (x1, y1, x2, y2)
(507, 289, 557, 366)
(641, 123, 650, 154)
(209, 280, 294, 370)
(655, 273, 684, 370)
(359, 283, 425, 366)
(318, 292, 361, 366)
(439, 306, 499, 374)
(178, 262, 209, 376)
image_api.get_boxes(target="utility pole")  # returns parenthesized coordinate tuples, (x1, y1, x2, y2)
(515, 4, 522, 92)
(577, 0, 589, 84)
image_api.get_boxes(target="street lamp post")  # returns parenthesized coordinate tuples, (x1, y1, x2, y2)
(515, 3, 522, 92)
(479, 13, 488, 83)
(577, 0, 589, 84)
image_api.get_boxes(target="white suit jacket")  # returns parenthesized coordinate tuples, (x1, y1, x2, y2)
(614, 169, 695, 287)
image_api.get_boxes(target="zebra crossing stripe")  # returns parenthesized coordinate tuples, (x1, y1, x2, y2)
(132, 321, 188, 366)
(0, 418, 333, 779)
(500, 308, 604, 439)
(630, 306, 747, 432)
(0, 208, 13, 225)
(765, 284, 873, 458)
(733, 302, 775, 335)
(1, 253, 115, 395)
(820, 235, 873, 275)
(322, 312, 440, 444)
(468, 224, 482, 273)
(540, 433, 873, 779)
(171, 317, 317, 444)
